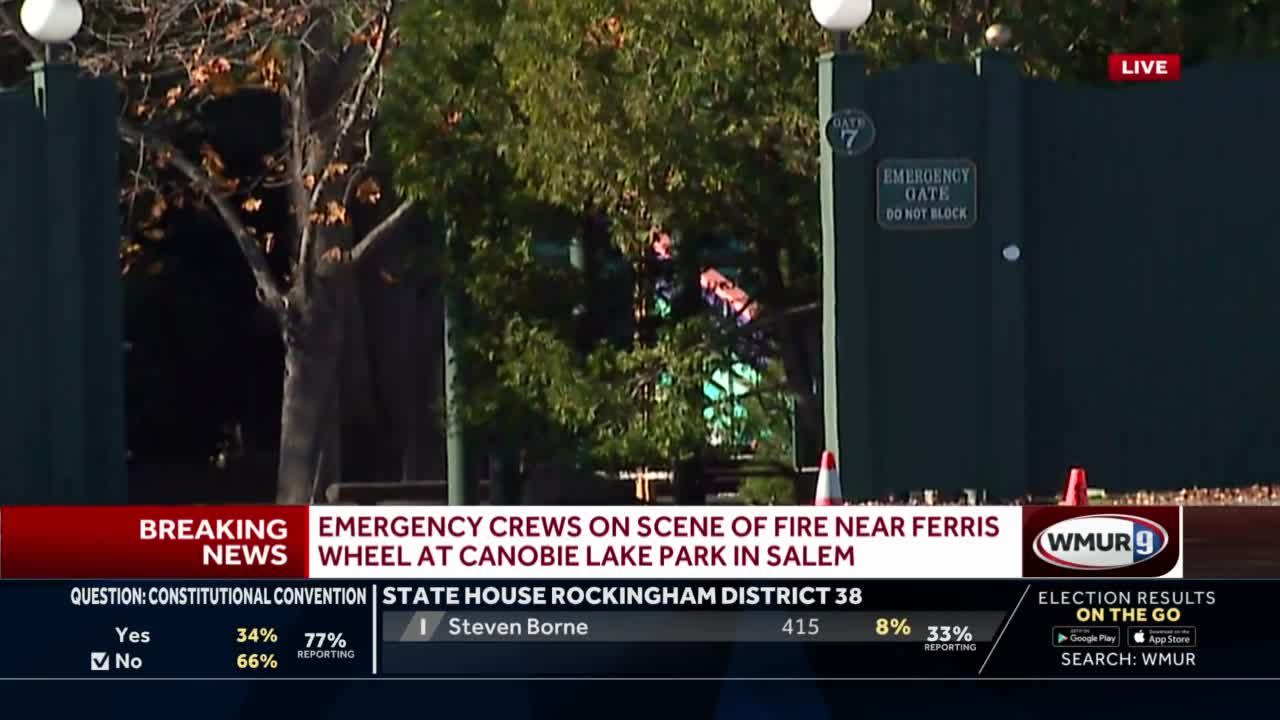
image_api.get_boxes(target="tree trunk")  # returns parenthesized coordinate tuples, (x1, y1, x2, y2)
(275, 287, 344, 504)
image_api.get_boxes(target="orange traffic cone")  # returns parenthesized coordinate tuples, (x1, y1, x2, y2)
(814, 451, 842, 506)
(1060, 467, 1089, 506)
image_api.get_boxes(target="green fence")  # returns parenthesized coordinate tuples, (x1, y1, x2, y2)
(0, 65, 125, 504)
(821, 50, 1280, 500)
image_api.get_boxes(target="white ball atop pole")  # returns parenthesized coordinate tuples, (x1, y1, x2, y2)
(809, 0, 873, 32)
(20, 0, 83, 44)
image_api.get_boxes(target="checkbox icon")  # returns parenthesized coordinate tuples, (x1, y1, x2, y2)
(90, 652, 110, 672)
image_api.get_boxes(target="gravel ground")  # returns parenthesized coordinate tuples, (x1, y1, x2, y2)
(1092, 484, 1280, 506)
(771, 484, 1280, 507)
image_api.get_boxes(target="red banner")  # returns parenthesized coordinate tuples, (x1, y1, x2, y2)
(0, 506, 308, 578)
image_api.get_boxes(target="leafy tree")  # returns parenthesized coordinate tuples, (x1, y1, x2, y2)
(495, 0, 827, 454)
(381, 0, 574, 467)
(385, 0, 733, 471)
(732, 361, 798, 505)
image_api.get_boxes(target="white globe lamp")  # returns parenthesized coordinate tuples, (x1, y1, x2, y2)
(810, 0, 873, 32)
(19, 0, 83, 44)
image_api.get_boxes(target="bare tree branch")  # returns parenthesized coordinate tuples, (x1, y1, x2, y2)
(333, 2, 392, 154)
(342, 164, 370, 209)
(118, 117, 286, 316)
(288, 59, 317, 292)
(349, 197, 416, 264)
(714, 301, 818, 345)
(313, 0, 393, 210)
(305, 33, 377, 123)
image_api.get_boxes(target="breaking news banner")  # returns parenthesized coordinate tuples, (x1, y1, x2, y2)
(1, 504, 1279, 679)
(0, 505, 1180, 579)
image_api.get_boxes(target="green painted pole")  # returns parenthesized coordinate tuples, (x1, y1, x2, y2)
(567, 234, 589, 467)
(569, 235, 586, 272)
(569, 232, 589, 353)
(444, 221, 473, 506)
(818, 45, 877, 499)
(569, 233, 589, 350)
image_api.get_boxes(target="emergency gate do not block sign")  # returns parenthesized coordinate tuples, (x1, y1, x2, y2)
(876, 157, 979, 231)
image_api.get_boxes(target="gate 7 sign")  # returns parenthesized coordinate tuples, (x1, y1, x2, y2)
(824, 108, 876, 158)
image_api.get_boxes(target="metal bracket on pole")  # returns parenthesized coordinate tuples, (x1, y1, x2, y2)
(29, 62, 49, 115)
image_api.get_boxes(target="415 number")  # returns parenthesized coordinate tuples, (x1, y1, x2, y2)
(781, 617, 820, 636)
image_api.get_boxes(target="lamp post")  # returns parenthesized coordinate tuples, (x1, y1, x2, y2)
(21, 0, 82, 112)
(2, 0, 125, 504)
(810, 0, 876, 500)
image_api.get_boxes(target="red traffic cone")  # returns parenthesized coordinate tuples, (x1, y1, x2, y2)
(1060, 467, 1089, 506)
(814, 451, 842, 506)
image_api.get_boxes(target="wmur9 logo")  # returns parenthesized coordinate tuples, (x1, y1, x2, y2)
(1033, 515, 1167, 570)
(1022, 507, 1180, 577)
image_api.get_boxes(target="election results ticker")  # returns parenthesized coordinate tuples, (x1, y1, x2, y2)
(0, 580, 1269, 679)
